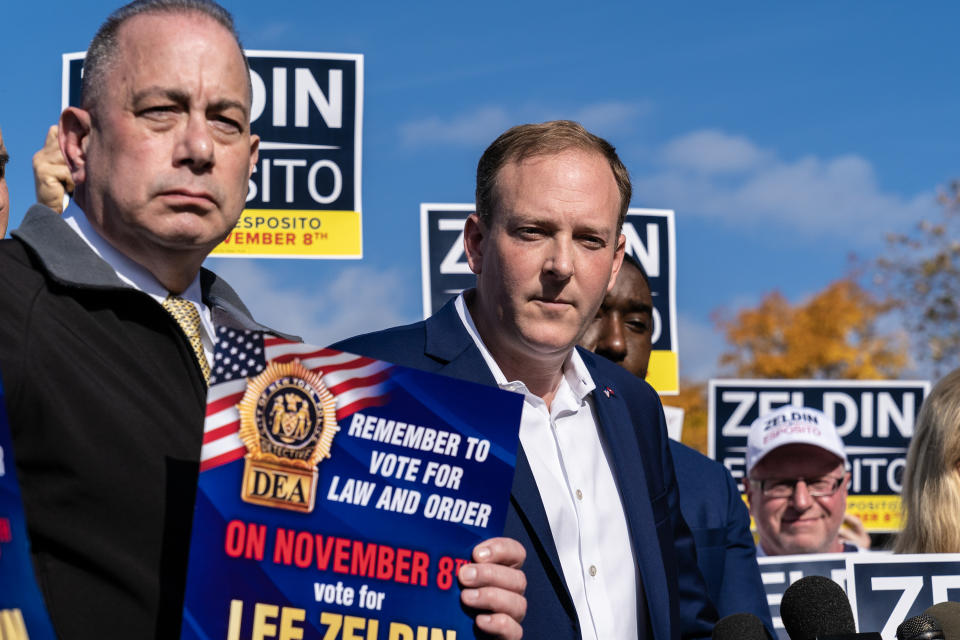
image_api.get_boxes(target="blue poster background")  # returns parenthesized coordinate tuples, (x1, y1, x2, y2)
(847, 555, 960, 639)
(181, 355, 522, 639)
(757, 554, 850, 640)
(0, 379, 58, 639)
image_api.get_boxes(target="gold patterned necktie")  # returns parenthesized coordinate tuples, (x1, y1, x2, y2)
(162, 295, 211, 384)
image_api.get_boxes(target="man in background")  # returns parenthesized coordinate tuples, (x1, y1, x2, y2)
(336, 120, 716, 639)
(580, 253, 772, 627)
(744, 406, 863, 555)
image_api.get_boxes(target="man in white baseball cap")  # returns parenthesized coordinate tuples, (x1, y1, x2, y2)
(743, 405, 861, 556)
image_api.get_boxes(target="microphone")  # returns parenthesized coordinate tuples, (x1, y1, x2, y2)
(781, 575, 856, 640)
(712, 613, 773, 640)
(897, 614, 944, 640)
(925, 603, 960, 640)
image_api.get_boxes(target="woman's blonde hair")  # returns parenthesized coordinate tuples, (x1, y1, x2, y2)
(895, 368, 960, 553)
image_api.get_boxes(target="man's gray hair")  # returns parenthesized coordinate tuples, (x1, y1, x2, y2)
(80, 0, 250, 109)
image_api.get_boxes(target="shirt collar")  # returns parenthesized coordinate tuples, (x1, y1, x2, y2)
(453, 292, 595, 403)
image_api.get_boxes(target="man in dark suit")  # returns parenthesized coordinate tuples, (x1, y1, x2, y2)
(580, 253, 773, 630)
(1, 4, 528, 638)
(0, 2, 266, 636)
(335, 120, 716, 640)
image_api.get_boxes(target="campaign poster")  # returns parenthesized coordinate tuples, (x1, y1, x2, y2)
(419, 205, 680, 394)
(708, 380, 929, 532)
(180, 331, 523, 639)
(0, 379, 58, 639)
(846, 554, 960, 640)
(757, 553, 851, 640)
(63, 50, 364, 258)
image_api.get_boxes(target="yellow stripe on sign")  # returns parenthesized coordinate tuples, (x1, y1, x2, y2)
(846, 494, 901, 532)
(646, 350, 679, 395)
(212, 209, 362, 258)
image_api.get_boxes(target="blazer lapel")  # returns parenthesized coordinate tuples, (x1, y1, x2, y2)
(424, 299, 573, 616)
(587, 358, 670, 638)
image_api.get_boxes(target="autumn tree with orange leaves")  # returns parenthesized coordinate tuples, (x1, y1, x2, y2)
(664, 278, 909, 454)
(713, 278, 908, 380)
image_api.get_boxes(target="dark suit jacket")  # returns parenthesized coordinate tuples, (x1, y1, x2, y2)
(670, 441, 773, 631)
(333, 298, 716, 640)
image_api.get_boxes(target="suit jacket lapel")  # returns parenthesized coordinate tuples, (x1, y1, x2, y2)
(587, 355, 670, 638)
(424, 299, 571, 611)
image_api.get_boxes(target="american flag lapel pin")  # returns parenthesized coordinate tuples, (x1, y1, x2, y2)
(603, 386, 614, 398)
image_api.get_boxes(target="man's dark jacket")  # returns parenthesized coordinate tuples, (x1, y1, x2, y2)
(669, 441, 773, 631)
(0, 205, 279, 639)
(333, 298, 717, 640)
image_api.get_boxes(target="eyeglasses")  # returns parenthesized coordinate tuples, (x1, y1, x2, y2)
(755, 476, 845, 499)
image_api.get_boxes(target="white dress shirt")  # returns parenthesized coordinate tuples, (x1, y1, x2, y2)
(63, 202, 216, 368)
(455, 294, 639, 640)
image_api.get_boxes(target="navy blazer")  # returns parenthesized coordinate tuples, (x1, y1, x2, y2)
(333, 298, 716, 640)
(670, 442, 773, 631)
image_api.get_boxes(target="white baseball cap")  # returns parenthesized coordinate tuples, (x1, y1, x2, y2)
(745, 405, 847, 476)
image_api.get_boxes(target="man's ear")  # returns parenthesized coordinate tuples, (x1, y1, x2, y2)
(59, 107, 93, 186)
(607, 233, 626, 293)
(463, 213, 486, 276)
(742, 477, 755, 509)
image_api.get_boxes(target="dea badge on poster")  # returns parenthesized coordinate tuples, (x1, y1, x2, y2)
(708, 379, 928, 532)
(62, 50, 364, 258)
(846, 554, 960, 640)
(419, 204, 680, 394)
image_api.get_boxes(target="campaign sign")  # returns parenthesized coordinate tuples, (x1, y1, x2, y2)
(180, 331, 522, 639)
(758, 554, 851, 640)
(419, 205, 679, 394)
(63, 51, 364, 258)
(709, 380, 929, 532)
(846, 554, 960, 640)
(0, 379, 58, 639)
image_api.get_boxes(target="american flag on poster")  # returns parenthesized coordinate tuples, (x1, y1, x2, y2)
(200, 328, 394, 472)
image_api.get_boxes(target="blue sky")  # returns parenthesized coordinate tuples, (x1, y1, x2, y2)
(2, 2, 956, 381)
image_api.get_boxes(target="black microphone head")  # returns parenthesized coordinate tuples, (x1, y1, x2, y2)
(925, 602, 960, 640)
(897, 614, 944, 640)
(712, 612, 772, 640)
(780, 575, 856, 640)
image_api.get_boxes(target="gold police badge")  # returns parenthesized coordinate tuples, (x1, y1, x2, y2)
(237, 360, 337, 512)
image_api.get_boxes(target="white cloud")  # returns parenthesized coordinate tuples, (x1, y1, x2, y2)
(567, 101, 652, 136)
(399, 100, 651, 148)
(210, 260, 418, 346)
(661, 129, 771, 174)
(399, 106, 511, 147)
(635, 128, 937, 244)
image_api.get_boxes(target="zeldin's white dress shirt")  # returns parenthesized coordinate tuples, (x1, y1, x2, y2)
(455, 294, 639, 640)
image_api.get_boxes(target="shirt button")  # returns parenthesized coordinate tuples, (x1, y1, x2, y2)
(576, 489, 583, 500)
(589, 565, 597, 577)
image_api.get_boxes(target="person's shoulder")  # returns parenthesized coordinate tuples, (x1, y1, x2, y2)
(0, 237, 46, 296)
(331, 319, 429, 361)
(669, 440, 724, 473)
